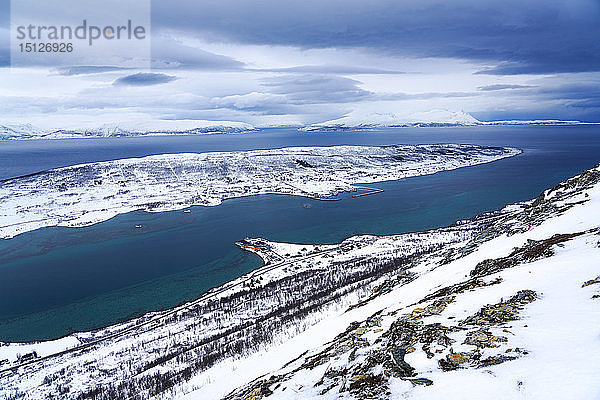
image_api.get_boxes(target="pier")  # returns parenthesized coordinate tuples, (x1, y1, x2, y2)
(352, 186, 385, 198)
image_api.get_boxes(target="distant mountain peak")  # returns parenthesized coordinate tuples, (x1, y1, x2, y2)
(302, 109, 481, 131)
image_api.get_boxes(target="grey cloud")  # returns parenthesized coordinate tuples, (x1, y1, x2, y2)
(150, 0, 600, 74)
(0, 51, 8, 68)
(478, 80, 600, 121)
(151, 35, 244, 70)
(113, 73, 178, 86)
(478, 84, 535, 91)
(0, 96, 62, 114)
(209, 74, 374, 114)
(212, 92, 293, 114)
(3, 1, 599, 75)
(0, 25, 8, 67)
(378, 91, 479, 101)
(250, 65, 405, 75)
(56, 66, 132, 76)
(261, 74, 373, 104)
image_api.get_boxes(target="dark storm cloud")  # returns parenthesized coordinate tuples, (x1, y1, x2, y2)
(537, 82, 600, 108)
(478, 80, 600, 121)
(2, 1, 598, 74)
(114, 73, 178, 86)
(151, 0, 600, 74)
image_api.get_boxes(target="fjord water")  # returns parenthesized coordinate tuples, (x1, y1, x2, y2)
(1, 126, 599, 341)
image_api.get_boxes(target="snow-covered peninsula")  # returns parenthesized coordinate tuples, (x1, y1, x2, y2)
(0, 144, 520, 239)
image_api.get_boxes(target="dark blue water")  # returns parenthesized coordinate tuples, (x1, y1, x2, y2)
(0, 126, 599, 341)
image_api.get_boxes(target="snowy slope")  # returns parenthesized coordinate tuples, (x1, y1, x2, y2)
(215, 165, 600, 400)
(0, 124, 40, 139)
(1, 162, 598, 400)
(303, 110, 480, 131)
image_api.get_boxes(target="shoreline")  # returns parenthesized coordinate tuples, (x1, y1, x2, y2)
(0, 196, 513, 348)
(1, 162, 597, 399)
(3, 122, 599, 141)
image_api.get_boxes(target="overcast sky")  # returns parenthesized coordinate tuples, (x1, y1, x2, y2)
(1, 0, 599, 128)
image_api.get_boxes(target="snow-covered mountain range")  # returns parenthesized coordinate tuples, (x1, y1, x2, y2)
(1, 111, 596, 140)
(0, 120, 255, 140)
(301, 110, 597, 131)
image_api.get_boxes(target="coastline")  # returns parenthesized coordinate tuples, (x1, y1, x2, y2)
(1, 163, 598, 399)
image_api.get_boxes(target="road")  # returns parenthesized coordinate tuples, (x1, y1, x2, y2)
(0, 241, 341, 374)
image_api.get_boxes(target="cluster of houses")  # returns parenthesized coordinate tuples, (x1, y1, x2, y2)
(0, 351, 39, 378)
(18, 351, 38, 363)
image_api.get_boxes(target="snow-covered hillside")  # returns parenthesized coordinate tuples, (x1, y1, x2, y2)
(302, 110, 481, 131)
(1, 161, 598, 400)
(216, 165, 600, 400)
(0, 144, 519, 238)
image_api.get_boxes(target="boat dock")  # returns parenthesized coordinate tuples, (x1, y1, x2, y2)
(352, 186, 384, 198)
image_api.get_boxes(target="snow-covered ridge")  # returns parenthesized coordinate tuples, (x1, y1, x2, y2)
(302, 110, 481, 131)
(302, 110, 598, 131)
(0, 144, 520, 239)
(3, 113, 597, 139)
(0, 120, 255, 140)
(210, 164, 600, 400)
